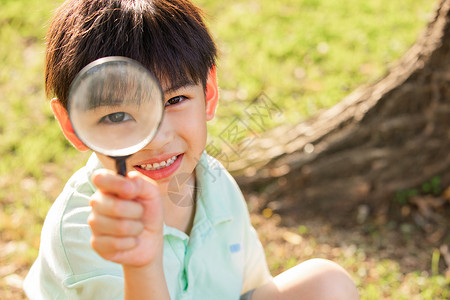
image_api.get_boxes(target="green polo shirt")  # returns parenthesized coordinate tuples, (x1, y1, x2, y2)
(24, 152, 272, 299)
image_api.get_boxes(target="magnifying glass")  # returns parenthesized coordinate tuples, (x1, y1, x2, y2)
(68, 56, 164, 176)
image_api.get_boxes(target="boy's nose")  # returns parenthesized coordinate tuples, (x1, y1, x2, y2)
(142, 114, 173, 150)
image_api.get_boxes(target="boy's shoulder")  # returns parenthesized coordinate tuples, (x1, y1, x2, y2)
(194, 152, 249, 221)
(196, 152, 242, 194)
(44, 153, 101, 246)
(66, 153, 102, 193)
(23, 153, 122, 298)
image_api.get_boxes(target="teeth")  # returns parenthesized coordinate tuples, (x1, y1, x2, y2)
(140, 155, 178, 171)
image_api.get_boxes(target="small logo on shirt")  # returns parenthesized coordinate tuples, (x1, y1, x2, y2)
(229, 243, 242, 253)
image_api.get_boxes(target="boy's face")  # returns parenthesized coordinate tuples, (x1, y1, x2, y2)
(52, 67, 218, 198)
(94, 76, 217, 196)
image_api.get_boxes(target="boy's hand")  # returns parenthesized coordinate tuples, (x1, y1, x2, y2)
(88, 169, 164, 268)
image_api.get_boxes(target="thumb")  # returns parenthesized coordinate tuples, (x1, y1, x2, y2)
(127, 171, 164, 231)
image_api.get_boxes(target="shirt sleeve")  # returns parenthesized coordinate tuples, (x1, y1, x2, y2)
(241, 212, 273, 294)
(24, 165, 125, 300)
(214, 158, 273, 295)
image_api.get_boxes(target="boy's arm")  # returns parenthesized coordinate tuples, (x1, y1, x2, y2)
(123, 263, 169, 299)
(89, 170, 170, 300)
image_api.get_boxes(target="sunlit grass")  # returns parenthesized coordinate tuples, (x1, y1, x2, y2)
(199, 0, 435, 136)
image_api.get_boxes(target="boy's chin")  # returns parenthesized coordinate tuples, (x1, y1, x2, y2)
(160, 172, 197, 203)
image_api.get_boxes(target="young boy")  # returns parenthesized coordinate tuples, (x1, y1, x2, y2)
(24, 0, 359, 299)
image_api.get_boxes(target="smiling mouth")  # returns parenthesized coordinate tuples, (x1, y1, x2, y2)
(137, 155, 179, 171)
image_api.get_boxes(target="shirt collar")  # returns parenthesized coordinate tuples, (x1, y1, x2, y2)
(85, 152, 234, 232)
(195, 152, 233, 226)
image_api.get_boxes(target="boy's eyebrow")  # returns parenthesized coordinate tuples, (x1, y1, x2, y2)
(86, 98, 124, 110)
(163, 79, 197, 94)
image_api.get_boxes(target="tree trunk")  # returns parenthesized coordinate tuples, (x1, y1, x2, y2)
(226, 0, 450, 223)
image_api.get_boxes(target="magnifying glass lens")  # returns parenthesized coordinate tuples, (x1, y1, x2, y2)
(68, 57, 164, 173)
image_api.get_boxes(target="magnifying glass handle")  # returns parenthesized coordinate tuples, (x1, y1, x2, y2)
(113, 155, 131, 176)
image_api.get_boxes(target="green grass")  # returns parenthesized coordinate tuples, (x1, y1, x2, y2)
(0, 0, 445, 298)
(197, 0, 435, 135)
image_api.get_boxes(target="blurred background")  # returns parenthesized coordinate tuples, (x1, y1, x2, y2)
(0, 0, 447, 299)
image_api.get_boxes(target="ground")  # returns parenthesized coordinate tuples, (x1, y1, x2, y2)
(1, 190, 448, 299)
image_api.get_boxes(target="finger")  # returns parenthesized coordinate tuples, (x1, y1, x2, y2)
(91, 169, 137, 199)
(127, 171, 160, 201)
(90, 192, 144, 219)
(127, 172, 164, 229)
(88, 213, 144, 237)
(90, 235, 137, 255)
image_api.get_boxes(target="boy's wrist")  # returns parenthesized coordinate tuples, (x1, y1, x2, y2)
(123, 258, 170, 300)
(122, 257, 164, 274)
(122, 245, 165, 274)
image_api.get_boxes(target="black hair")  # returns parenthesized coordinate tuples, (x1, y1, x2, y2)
(46, 0, 217, 108)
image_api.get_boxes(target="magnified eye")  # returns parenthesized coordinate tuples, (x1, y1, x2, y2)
(99, 112, 134, 124)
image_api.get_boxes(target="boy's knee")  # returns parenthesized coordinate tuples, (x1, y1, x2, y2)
(298, 258, 359, 300)
(264, 258, 359, 300)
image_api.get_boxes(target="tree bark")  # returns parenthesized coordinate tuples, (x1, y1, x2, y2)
(226, 0, 450, 222)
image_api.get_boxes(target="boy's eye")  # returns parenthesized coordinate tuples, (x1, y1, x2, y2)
(98, 112, 134, 124)
(165, 96, 187, 107)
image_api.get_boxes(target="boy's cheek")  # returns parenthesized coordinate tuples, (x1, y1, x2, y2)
(95, 153, 119, 172)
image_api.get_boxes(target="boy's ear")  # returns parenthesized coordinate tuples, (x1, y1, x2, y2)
(50, 98, 90, 151)
(205, 66, 219, 121)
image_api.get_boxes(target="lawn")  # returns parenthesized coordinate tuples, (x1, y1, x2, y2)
(0, 0, 447, 299)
